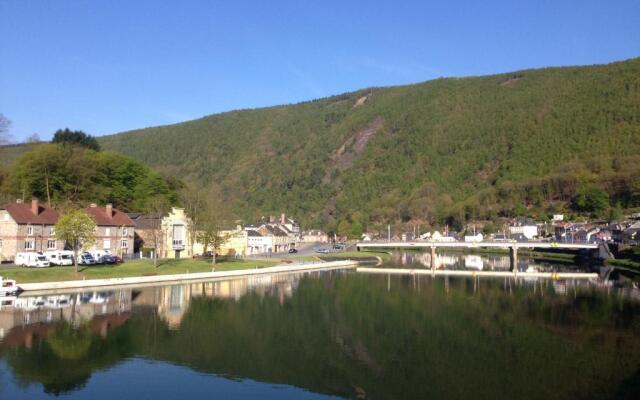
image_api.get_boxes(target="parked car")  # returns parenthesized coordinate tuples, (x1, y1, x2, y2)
(79, 252, 97, 265)
(288, 248, 298, 254)
(316, 248, 329, 254)
(99, 254, 117, 264)
(113, 255, 125, 264)
(15, 252, 51, 268)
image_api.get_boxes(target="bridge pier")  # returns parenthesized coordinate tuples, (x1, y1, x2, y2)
(509, 246, 518, 272)
(430, 246, 436, 270)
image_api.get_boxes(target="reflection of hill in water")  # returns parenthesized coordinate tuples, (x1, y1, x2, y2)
(0, 269, 639, 399)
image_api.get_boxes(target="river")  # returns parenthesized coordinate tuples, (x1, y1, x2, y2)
(0, 251, 639, 399)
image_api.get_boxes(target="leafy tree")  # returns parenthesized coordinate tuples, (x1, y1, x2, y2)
(55, 209, 97, 272)
(5, 144, 177, 210)
(144, 196, 171, 268)
(336, 219, 351, 238)
(482, 223, 497, 235)
(608, 203, 624, 222)
(180, 185, 207, 257)
(196, 196, 232, 264)
(574, 185, 610, 215)
(52, 128, 100, 151)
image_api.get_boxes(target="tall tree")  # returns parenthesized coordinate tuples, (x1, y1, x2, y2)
(54, 210, 97, 272)
(52, 128, 100, 151)
(197, 195, 232, 264)
(180, 185, 206, 257)
(144, 196, 170, 268)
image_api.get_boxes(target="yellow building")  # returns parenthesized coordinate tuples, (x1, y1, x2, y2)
(160, 207, 202, 259)
(219, 228, 248, 257)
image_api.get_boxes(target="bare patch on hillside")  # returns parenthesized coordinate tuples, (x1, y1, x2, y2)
(322, 116, 384, 184)
(352, 94, 369, 108)
(500, 74, 523, 86)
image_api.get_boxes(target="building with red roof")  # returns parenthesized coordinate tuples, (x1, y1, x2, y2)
(83, 203, 135, 257)
(0, 199, 63, 263)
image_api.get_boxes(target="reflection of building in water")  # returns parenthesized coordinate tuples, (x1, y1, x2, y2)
(133, 272, 303, 329)
(0, 289, 132, 346)
(395, 252, 515, 271)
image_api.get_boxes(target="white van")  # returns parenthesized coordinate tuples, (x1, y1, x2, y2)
(15, 252, 51, 268)
(45, 251, 74, 266)
(89, 250, 110, 264)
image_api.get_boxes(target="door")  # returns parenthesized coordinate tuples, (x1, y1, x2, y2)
(175, 250, 181, 259)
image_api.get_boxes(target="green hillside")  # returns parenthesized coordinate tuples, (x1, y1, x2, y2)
(5, 58, 640, 231)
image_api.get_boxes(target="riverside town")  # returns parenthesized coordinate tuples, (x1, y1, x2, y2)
(0, 2, 639, 399)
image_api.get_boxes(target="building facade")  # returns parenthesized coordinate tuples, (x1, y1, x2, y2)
(0, 199, 62, 263)
(83, 204, 135, 257)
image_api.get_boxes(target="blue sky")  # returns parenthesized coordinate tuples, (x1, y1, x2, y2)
(1, 0, 639, 142)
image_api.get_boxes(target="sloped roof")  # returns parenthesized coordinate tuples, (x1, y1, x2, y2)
(84, 205, 134, 226)
(127, 212, 163, 229)
(1, 202, 59, 225)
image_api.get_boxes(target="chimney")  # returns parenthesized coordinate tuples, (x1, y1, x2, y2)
(106, 203, 113, 218)
(31, 199, 39, 215)
(281, 213, 286, 224)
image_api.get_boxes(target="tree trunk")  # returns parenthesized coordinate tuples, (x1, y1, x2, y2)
(74, 245, 79, 273)
(45, 172, 51, 208)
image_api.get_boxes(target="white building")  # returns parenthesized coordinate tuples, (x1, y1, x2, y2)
(464, 233, 484, 242)
(246, 230, 273, 254)
(509, 225, 538, 240)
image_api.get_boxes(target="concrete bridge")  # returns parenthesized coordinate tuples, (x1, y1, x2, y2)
(356, 241, 599, 270)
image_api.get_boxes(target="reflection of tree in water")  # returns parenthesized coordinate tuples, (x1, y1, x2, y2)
(5, 321, 135, 396)
(48, 322, 92, 360)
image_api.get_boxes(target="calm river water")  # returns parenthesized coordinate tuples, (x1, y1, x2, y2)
(1, 252, 639, 399)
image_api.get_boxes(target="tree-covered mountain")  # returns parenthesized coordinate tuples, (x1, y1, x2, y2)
(3, 58, 640, 232)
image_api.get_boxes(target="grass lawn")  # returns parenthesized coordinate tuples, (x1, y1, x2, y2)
(0, 257, 278, 284)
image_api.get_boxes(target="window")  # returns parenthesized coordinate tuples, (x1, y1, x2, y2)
(47, 240, 56, 250)
(121, 239, 128, 248)
(50, 227, 55, 236)
(105, 227, 111, 236)
(24, 240, 34, 250)
(123, 228, 128, 236)
(27, 225, 33, 236)
(103, 239, 111, 249)
(0, 239, 2, 248)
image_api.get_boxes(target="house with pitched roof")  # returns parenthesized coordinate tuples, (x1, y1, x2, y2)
(0, 199, 62, 263)
(83, 203, 135, 257)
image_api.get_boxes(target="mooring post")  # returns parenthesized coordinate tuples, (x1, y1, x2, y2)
(430, 246, 436, 270)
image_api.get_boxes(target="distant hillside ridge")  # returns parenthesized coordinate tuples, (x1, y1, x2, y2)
(4, 58, 640, 232)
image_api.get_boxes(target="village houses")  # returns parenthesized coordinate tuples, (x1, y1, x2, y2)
(0, 199, 133, 262)
(0, 199, 62, 263)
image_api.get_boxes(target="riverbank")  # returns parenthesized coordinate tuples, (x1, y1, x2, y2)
(0, 257, 278, 284)
(14, 260, 359, 292)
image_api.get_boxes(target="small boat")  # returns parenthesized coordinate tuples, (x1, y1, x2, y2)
(0, 276, 21, 296)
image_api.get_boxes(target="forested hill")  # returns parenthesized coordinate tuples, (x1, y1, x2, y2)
(17, 58, 640, 231)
